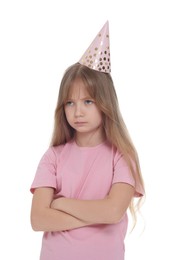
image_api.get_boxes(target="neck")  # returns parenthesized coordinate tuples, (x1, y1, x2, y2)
(75, 128, 106, 147)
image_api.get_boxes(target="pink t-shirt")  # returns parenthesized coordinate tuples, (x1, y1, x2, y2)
(31, 140, 144, 260)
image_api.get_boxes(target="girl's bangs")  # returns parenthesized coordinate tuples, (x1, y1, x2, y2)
(64, 75, 96, 102)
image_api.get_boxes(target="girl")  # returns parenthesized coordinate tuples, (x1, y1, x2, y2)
(30, 22, 144, 260)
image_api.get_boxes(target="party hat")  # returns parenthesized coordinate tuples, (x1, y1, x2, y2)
(79, 21, 111, 73)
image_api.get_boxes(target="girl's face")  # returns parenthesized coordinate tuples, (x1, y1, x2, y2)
(64, 78, 104, 144)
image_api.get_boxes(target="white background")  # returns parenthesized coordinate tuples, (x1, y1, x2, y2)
(0, 0, 172, 259)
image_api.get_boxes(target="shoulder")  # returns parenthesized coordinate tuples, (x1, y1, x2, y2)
(113, 147, 126, 167)
(51, 144, 65, 157)
(47, 142, 75, 160)
(112, 147, 134, 174)
(39, 144, 66, 165)
(112, 147, 144, 197)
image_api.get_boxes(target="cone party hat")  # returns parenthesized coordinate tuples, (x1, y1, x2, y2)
(79, 21, 111, 73)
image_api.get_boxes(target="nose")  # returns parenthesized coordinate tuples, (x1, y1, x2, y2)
(74, 103, 83, 117)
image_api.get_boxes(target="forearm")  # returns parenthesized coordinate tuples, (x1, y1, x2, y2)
(51, 197, 118, 224)
(51, 183, 134, 224)
(31, 206, 91, 232)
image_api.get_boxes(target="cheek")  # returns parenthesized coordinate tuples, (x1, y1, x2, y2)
(93, 109, 103, 123)
(98, 115, 103, 124)
(65, 108, 72, 122)
(64, 108, 69, 120)
(98, 112, 103, 125)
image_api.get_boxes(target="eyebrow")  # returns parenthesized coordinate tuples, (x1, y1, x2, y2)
(66, 96, 94, 101)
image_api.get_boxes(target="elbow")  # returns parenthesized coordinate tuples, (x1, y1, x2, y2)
(31, 207, 54, 232)
(31, 224, 40, 232)
(31, 222, 41, 232)
(31, 215, 40, 231)
(108, 208, 126, 224)
(30, 211, 44, 231)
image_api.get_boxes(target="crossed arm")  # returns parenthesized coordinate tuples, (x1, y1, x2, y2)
(31, 188, 90, 232)
(31, 183, 134, 232)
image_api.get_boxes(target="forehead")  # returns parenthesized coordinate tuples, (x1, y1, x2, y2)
(67, 78, 91, 99)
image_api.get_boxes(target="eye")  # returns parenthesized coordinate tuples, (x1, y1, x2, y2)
(65, 101, 74, 106)
(84, 100, 94, 105)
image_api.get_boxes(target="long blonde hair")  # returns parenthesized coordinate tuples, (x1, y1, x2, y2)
(51, 62, 145, 226)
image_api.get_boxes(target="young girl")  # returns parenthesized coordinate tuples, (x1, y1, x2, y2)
(30, 22, 144, 260)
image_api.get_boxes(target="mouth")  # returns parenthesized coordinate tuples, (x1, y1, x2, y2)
(74, 122, 87, 125)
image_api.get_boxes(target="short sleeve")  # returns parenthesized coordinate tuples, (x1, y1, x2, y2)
(112, 149, 144, 197)
(30, 146, 62, 193)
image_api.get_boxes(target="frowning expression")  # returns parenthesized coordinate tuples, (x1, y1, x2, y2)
(64, 78, 103, 135)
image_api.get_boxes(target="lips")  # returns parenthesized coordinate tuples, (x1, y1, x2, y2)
(74, 122, 87, 125)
